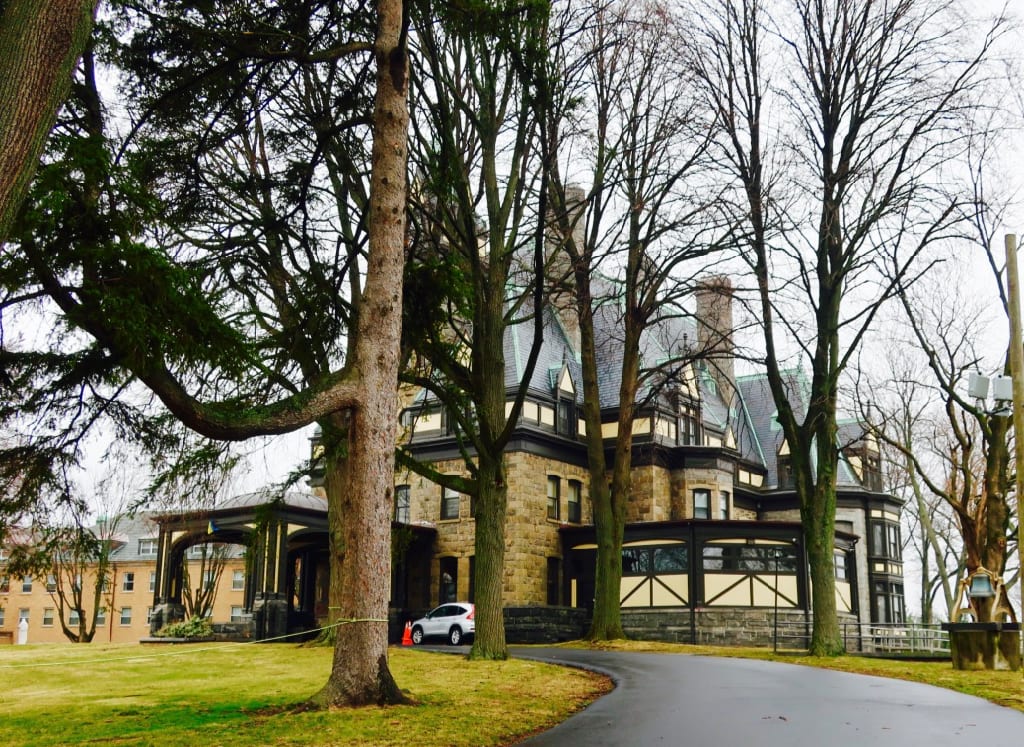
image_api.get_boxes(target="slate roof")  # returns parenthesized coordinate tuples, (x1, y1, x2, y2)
(410, 277, 873, 492)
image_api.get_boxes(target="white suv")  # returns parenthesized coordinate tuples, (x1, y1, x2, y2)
(410, 602, 475, 645)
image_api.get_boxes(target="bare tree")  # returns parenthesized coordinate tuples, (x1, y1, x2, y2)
(689, 0, 1006, 653)
(546, 0, 726, 640)
(400, 0, 552, 660)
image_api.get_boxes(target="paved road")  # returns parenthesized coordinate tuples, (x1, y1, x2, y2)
(509, 647, 1024, 746)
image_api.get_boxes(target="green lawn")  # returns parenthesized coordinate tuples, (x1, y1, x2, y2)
(0, 642, 608, 747)
(4, 639, 1022, 746)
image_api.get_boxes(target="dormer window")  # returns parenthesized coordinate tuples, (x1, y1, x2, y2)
(555, 365, 577, 437)
(556, 396, 576, 436)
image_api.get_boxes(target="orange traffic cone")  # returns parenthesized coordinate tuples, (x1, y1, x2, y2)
(401, 621, 413, 646)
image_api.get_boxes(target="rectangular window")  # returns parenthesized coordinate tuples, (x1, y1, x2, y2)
(138, 538, 158, 556)
(122, 572, 135, 592)
(149, 571, 157, 593)
(147, 607, 155, 624)
(887, 524, 901, 561)
(834, 550, 848, 580)
(547, 476, 561, 520)
(0, 576, 8, 593)
(203, 570, 215, 591)
(870, 521, 903, 561)
(567, 480, 582, 523)
(68, 608, 80, 626)
(718, 491, 729, 520)
(0, 608, 4, 627)
(42, 608, 54, 627)
(18, 608, 29, 624)
(394, 484, 410, 524)
(21, 575, 31, 593)
(873, 581, 905, 624)
(96, 608, 106, 626)
(546, 557, 561, 606)
(46, 574, 57, 592)
(120, 607, 132, 626)
(232, 569, 245, 590)
(72, 574, 82, 592)
(693, 489, 710, 520)
(441, 486, 460, 520)
(557, 398, 576, 436)
(702, 544, 796, 573)
(230, 606, 245, 623)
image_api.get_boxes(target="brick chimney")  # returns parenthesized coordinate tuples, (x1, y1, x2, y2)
(695, 275, 735, 406)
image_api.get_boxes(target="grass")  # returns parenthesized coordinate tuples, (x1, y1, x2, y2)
(0, 642, 609, 747)
(559, 639, 1024, 713)
(4, 639, 1023, 745)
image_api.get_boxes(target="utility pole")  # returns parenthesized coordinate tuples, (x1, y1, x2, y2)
(1003, 234, 1024, 645)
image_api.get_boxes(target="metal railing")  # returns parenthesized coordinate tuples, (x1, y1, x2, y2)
(840, 622, 950, 656)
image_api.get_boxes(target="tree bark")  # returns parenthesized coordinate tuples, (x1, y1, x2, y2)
(0, 0, 96, 243)
(470, 454, 509, 660)
(310, 0, 409, 707)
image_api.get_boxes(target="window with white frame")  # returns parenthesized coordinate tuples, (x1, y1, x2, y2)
(146, 607, 154, 624)
(21, 575, 31, 593)
(42, 608, 54, 627)
(138, 538, 158, 556)
(96, 607, 106, 626)
(232, 569, 245, 590)
(693, 489, 710, 520)
(203, 569, 215, 591)
(120, 607, 132, 625)
(149, 571, 156, 592)
(122, 572, 135, 592)
(45, 574, 56, 592)
(68, 608, 80, 626)
(718, 491, 730, 520)
(441, 486, 460, 520)
(230, 606, 245, 623)
(18, 608, 29, 624)
(0, 608, 5, 627)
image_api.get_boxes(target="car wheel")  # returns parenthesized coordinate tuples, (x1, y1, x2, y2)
(411, 626, 424, 645)
(448, 626, 462, 646)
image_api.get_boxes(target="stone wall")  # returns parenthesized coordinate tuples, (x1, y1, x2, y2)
(620, 608, 858, 648)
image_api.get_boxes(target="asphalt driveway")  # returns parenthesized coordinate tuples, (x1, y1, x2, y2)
(510, 647, 1024, 746)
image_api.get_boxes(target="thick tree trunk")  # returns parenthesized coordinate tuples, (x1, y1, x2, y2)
(0, 0, 96, 242)
(800, 425, 843, 656)
(311, 0, 409, 707)
(470, 454, 509, 660)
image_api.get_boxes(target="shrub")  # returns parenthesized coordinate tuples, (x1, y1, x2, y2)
(156, 616, 214, 639)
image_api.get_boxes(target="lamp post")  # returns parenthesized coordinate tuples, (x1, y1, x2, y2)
(1004, 234, 1024, 653)
(773, 547, 782, 654)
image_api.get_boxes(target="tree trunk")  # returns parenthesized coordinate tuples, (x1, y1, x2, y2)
(470, 453, 509, 660)
(311, 0, 409, 707)
(800, 426, 843, 656)
(0, 0, 96, 242)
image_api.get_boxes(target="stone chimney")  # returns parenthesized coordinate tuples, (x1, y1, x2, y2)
(548, 185, 586, 355)
(695, 275, 735, 406)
